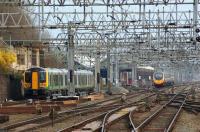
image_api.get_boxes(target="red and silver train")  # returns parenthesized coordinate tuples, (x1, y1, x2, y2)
(120, 68, 154, 87)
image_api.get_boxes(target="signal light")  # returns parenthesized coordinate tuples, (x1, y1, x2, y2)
(196, 28, 200, 33)
(196, 36, 200, 42)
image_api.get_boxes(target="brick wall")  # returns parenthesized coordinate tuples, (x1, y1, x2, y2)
(0, 74, 9, 103)
(0, 74, 22, 102)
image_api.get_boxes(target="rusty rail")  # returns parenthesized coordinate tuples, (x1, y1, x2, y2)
(129, 88, 188, 132)
(56, 92, 156, 132)
(58, 112, 107, 132)
(166, 95, 187, 132)
(2, 86, 178, 131)
(1, 92, 144, 131)
(100, 92, 158, 132)
(101, 106, 123, 132)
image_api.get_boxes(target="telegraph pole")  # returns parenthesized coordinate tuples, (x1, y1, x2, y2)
(95, 40, 100, 93)
(67, 22, 75, 96)
(193, 0, 198, 48)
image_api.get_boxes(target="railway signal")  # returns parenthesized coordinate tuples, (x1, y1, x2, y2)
(196, 36, 200, 42)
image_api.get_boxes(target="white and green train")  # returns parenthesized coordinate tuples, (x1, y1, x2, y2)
(23, 67, 94, 97)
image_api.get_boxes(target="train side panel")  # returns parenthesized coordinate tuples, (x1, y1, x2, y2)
(24, 67, 94, 98)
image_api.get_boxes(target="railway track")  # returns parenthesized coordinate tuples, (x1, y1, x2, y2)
(56, 85, 189, 132)
(1, 90, 149, 131)
(57, 96, 150, 132)
(30, 91, 154, 132)
(130, 88, 189, 132)
(1, 84, 191, 132)
(56, 85, 185, 132)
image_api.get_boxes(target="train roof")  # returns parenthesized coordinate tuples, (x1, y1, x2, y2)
(25, 67, 45, 72)
(25, 67, 93, 75)
(75, 70, 93, 75)
(46, 68, 68, 74)
(47, 68, 93, 75)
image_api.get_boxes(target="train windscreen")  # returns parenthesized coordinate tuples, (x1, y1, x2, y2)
(154, 72, 163, 80)
(25, 71, 31, 83)
(40, 71, 46, 83)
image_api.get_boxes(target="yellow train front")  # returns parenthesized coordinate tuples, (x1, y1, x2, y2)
(153, 71, 174, 87)
(23, 67, 48, 97)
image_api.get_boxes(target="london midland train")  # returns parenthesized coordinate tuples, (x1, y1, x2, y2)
(23, 67, 94, 98)
(153, 71, 174, 87)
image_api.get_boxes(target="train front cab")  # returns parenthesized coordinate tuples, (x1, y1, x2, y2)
(24, 67, 48, 98)
(153, 72, 165, 87)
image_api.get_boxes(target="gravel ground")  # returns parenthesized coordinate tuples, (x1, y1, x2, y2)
(110, 86, 129, 94)
(0, 94, 120, 128)
(36, 111, 105, 132)
(2, 86, 199, 132)
(173, 111, 200, 132)
(173, 87, 200, 132)
(0, 114, 37, 127)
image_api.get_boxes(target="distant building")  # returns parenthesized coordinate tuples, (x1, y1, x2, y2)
(12, 42, 46, 71)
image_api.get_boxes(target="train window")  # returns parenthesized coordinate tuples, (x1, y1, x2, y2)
(58, 75, 60, 85)
(60, 75, 63, 85)
(154, 73, 163, 80)
(52, 75, 55, 85)
(81, 75, 84, 85)
(149, 76, 151, 80)
(82, 75, 84, 85)
(88, 75, 90, 85)
(89, 75, 91, 85)
(25, 72, 31, 83)
(49, 75, 51, 85)
(55, 75, 59, 86)
(86, 75, 88, 86)
(50, 75, 53, 85)
(54, 75, 57, 86)
(74, 75, 77, 85)
(40, 71, 46, 83)
(65, 75, 67, 85)
(78, 75, 81, 85)
(84, 75, 87, 85)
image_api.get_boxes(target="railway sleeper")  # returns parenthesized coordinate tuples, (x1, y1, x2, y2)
(0, 114, 9, 123)
(168, 103, 200, 113)
(183, 107, 199, 115)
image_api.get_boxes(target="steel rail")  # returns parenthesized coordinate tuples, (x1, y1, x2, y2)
(1, 92, 143, 131)
(166, 94, 187, 132)
(55, 85, 188, 132)
(56, 91, 157, 132)
(0, 94, 121, 130)
(129, 88, 188, 132)
(101, 106, 123, 132)
(57, 112, 107, 132)
(100, 93, 158, 132)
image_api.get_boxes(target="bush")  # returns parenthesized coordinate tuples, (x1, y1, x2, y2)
(0, 49, 16, 73)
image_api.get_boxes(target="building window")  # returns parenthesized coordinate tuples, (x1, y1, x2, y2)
(32, 50, 36, 66)
(40, 50, 45, 67)
(17, 54, 25, 65)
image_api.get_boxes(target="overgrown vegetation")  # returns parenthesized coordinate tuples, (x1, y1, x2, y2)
(0, 3, 65, 70)
(0, 48, 16, 73)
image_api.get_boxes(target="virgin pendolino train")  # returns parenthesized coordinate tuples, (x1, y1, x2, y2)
(153, 71, 174, 87)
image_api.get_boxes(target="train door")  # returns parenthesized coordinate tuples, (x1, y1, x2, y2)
(32, 72, 39, 90)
